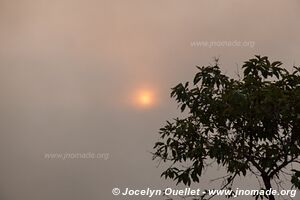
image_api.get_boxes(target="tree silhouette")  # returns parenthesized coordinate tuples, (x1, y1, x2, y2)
(153, 56, 300, 200)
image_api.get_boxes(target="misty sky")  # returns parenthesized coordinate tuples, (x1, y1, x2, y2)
(0, 1, 300, 200)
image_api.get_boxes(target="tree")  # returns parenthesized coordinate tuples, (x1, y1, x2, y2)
(153, 56, 300, 200)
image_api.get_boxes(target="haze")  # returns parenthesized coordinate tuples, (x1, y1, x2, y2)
(0, 1, 299, 199)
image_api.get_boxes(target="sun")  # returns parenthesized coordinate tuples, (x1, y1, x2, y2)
(131, 88, 156, 108)
(138, 91, 153, 106)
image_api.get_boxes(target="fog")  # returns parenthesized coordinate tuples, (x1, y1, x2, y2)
(0, 0, 299, 199)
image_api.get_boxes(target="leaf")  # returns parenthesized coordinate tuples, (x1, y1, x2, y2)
(194, 72, 202, 85)
(271, 61, 282, 67)
(180, 104, 187, 112)
(244, 66, 252, 76)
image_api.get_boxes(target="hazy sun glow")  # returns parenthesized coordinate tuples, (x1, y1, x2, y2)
(131, 88, 156, 108)
(138, 91, 152, 105)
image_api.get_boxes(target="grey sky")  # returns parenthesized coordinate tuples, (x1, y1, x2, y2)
(0, 1, 300, 199)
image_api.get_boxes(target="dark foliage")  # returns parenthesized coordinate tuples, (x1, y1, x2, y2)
(153, 56, 300, 200)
